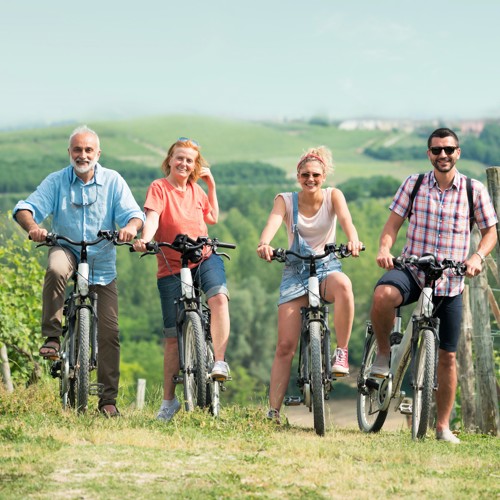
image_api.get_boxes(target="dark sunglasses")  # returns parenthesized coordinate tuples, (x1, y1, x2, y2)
(300, 173, 322, 179)
(430, 146, 458, 155)
(178, 137, 200, 147)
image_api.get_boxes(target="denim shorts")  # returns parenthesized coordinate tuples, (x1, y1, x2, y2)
(157, 253, 229, 338)
(376, 268, 463, 352)
(278, 256, 342, 305)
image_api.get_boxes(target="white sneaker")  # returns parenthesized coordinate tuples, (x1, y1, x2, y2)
(211, 361, 230, 380)
(368, 353, 390, 378)
(156, 398, 181, 422)
(436, 429, 461, 444)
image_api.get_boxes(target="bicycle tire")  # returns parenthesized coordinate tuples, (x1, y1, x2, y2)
(206, 341, 220, 417)
(310, 320, 326, 436)
(59, 335, 71, 409)
(412, 329, 435, 440)
(74, 308, 90, 413)
(356, 331, 389, 432)
(183, 311, 207, 411)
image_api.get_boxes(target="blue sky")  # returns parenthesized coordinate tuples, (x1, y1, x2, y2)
(1, 0, 499, 128)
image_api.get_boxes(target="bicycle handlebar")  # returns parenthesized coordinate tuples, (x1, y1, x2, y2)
(393, 254, 466, 277)
(272, 243, 365, 263)
(133, 234, 236, 262)
(35, 230, 132, 249)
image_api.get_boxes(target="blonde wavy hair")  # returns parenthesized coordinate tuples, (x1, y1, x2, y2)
(161, 138, 209, 183)
(296, 146, 334, 176)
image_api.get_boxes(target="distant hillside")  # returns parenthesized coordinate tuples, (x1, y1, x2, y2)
(0, 114, 488, 211)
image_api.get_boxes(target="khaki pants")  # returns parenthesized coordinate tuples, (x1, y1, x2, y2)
(42, 246, 120, 408)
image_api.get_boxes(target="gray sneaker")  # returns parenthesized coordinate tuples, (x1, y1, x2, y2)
(210, 361, 230, 381)
(436, 429, 461, 444)
(156, 398, 181, 422)
(266, 408, 281, 425)
(368, 353, 390, 378)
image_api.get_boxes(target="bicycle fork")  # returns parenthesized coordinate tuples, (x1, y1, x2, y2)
(410, 316, 440, 391)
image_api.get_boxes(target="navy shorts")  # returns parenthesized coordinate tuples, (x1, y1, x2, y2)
(376, 268, 463, 352)
(157, 253, 229, 338)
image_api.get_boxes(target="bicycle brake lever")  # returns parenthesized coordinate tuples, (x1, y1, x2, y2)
(216, 251, 231, 260)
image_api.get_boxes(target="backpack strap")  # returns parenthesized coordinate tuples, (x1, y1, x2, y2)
(408, 173, 474, 231)
(466, 176, 474, 231)
(408, 173, 425, 221)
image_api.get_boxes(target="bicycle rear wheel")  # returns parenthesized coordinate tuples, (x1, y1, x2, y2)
(310, 321, 326, 436)
(356, 329, 388, 432)
(183, 311, 207, 411)
(69, 308, 90, 413)
(412, 329, 435, 440)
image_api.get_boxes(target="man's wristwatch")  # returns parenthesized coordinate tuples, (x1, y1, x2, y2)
(475, 251, 486, 264)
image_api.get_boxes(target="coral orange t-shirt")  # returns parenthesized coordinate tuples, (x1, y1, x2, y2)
(144, 178, 211, 278)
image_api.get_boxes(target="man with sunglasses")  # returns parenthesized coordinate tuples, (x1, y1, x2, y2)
(13, 125, 145, 417)
(369, 127, 497, 443)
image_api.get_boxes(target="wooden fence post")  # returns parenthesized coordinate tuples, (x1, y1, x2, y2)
(0, 344, 14, 393)
(469, 228, 499, 435)
(457, 285, 476, 431)
(136, 378, 146, 410)
(486, 167, 500, 282)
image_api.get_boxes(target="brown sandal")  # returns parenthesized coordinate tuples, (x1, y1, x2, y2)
(39, 338, 60, 359)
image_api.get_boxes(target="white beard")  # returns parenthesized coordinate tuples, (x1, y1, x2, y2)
(71, 158, 98, 175)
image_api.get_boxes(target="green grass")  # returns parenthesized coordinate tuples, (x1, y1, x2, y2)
(1, 381, 498, 499)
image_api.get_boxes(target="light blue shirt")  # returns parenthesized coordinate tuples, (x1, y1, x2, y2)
(13, 163, 145, 285)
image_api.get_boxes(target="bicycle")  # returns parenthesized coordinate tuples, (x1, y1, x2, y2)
(356, 254, 466, 440)
(139, 234, 236, 417)
(36, 230, 130, 413)
(273, 243, 363, 436)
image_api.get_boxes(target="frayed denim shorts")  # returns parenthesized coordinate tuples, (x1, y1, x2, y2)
(278, 256, 342, 305)
(157, 253, 229, 338)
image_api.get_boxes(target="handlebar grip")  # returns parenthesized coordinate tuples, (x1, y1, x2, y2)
(216, 242, 237, 249)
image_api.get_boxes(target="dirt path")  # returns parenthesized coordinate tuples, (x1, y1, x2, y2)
(283, 397, 410, 431)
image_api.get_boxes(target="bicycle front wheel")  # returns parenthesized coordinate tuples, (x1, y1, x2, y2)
(310, 321, 326, 436)
(412, 329, 435, 440)
(183, 311, 207, 411)
(356, 330, 388, 433)
(206, 341, 220, 417)
(70, 308, 90, 413)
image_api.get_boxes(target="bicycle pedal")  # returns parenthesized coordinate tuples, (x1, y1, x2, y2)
(398, 398, 412, 415)
(332, 371, 348, 378)
(50, 362, 62, 379)
(173, 375, 184, 385)
(365, 378, 380, 390)
(284, 396, 302, 406)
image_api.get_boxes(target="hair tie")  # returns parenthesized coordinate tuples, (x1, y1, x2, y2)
(297, 153, 325, 171)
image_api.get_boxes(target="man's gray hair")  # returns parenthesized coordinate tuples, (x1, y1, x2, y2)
(68, 125, 100, 148)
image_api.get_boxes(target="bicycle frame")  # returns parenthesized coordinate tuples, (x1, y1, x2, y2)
(141, 234, 235, 415)
(357, 254, 465, 437)
(274, 243, 362, 435)
(38, 230, 127, 412)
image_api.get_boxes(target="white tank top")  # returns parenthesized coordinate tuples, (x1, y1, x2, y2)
(278, 187, 337, 253)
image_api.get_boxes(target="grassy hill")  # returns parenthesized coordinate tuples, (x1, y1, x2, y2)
(0, 114, 488, 211)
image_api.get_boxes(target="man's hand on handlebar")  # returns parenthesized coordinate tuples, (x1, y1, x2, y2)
(28, 227, 48, 243)
(376, 247, 395, 270)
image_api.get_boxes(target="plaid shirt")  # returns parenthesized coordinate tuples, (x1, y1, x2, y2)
(390, 170, 497, 296)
